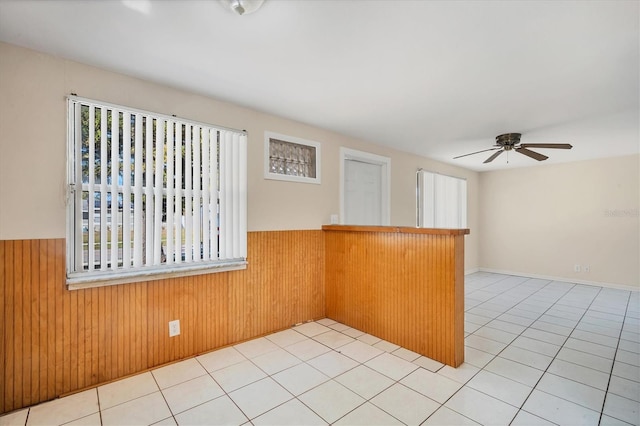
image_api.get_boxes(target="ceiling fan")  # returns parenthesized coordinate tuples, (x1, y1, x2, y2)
(454, 133, 573, 164)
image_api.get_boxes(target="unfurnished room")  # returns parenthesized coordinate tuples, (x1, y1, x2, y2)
(0, 1, 638, 425)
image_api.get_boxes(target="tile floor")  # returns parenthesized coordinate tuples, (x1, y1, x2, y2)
(1, 272, 639, 425)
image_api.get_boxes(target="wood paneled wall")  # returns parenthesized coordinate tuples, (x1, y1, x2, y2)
(324, 227, 466, 367)
(0, 231, 325, 415)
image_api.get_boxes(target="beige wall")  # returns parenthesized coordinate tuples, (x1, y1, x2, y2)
(479, 154, 640, 289)
(0, 42, 479, 270)
(2, 43, 637, 288)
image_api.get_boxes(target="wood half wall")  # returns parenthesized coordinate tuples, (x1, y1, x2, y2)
(324, 226, 466, 367)
(0, 231, 325, 415)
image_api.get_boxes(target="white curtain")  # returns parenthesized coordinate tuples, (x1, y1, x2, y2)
(418, 170, 467, 228)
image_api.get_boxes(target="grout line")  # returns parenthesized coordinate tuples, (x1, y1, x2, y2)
(95, 387, 103, 426)
(148, 368, 178, 425)
(597, 290, 633, 426)
(200, 354, 263, 424)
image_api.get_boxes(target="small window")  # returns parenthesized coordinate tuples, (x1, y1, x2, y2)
(66, 96, 247, 289)
(417, 170, 467, 228)
(264, 131, 321, 184)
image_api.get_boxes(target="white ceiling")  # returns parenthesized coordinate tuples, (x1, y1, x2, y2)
(0, 0, 638, 171)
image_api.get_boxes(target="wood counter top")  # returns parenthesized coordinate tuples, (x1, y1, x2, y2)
(322, 225, 470, 236)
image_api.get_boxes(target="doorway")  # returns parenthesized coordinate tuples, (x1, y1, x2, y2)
(340, 148, 390, 226)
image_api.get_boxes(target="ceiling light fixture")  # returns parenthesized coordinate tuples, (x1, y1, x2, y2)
(222, 0, 264, 16)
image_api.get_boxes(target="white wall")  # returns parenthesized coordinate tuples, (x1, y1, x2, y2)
(0, 42, 480, 270)
(479, 155, 639, 289)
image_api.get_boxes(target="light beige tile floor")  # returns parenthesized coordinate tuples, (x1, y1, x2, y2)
(1, 272, 639, 425)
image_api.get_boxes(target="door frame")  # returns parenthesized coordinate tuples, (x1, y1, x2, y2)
(339, 147, 391, 226)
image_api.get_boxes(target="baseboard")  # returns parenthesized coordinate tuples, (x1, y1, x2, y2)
(477, 268, 639, 293)
(464, 268, 480, 275)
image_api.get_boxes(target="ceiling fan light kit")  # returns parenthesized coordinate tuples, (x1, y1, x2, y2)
(454, 133, 573, 164)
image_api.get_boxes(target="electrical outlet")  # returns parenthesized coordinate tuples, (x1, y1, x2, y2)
(169, 320, 180, 337)
(584, 265, 590, 273)
(574, 264, 581, 273)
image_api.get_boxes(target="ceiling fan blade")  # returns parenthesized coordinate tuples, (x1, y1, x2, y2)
(453, 147, 501, 159)
(483, 150, 504, 163)
(520, 143, 573, 149)
(516, 147, 548, 161)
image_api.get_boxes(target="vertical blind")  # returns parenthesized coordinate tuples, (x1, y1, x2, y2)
(66, 97, 247, 286)
(418, 170, 467, 228)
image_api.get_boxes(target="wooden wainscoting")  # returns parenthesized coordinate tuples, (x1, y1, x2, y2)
(0, 231, 325, 415)
(324, 226, 466, 367)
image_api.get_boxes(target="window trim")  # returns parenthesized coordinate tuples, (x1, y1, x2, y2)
(66, 261, 247, 290)
(65, 96, 247, 290)
(264, 131, 322, 184)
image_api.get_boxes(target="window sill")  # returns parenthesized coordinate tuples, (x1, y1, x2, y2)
(66, 260, 247, 290)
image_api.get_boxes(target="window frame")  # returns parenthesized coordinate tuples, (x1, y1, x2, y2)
(264, 131, 322, 184)
(65, 96, 247, 290)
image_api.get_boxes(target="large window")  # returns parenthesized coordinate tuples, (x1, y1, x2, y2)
(417, 170, 467, 228)
(66, 97, 247, 289)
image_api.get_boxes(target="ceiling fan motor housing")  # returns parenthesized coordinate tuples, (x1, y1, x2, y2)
(496, 133, 522, 149)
